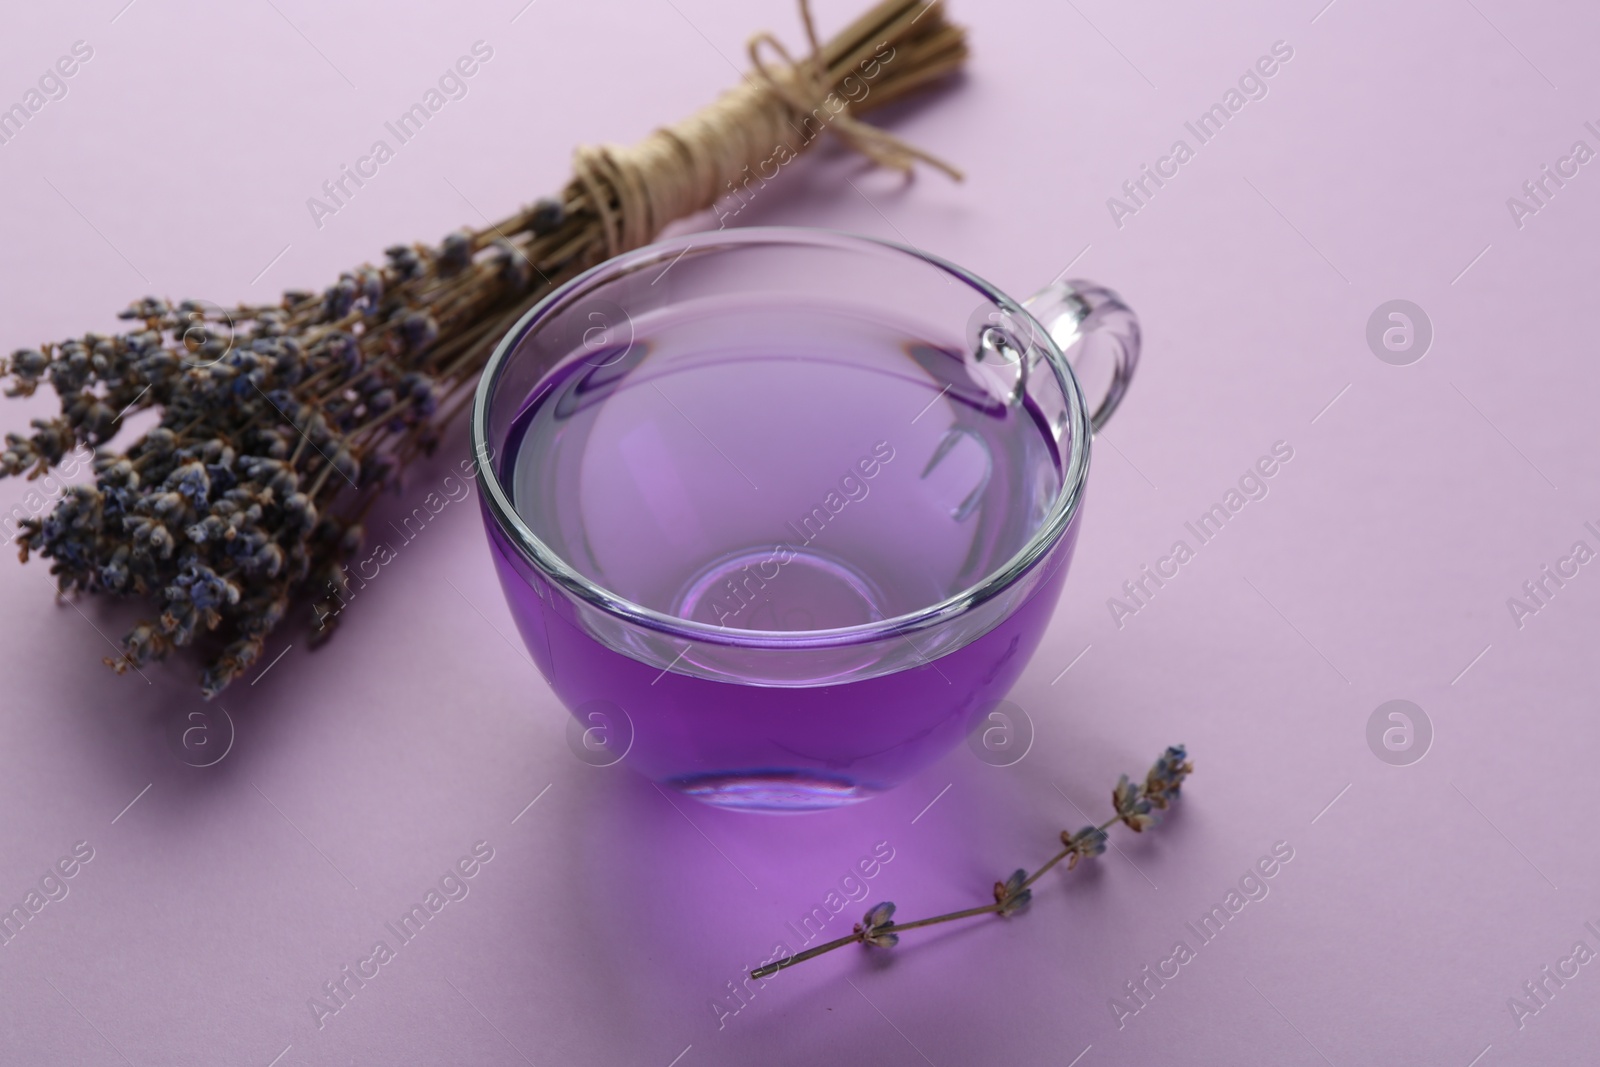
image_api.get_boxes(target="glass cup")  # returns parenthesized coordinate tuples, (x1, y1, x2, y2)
(473, 228, 1138, 812)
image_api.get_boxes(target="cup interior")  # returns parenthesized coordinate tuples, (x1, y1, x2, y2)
(474, 228, 1090, 650)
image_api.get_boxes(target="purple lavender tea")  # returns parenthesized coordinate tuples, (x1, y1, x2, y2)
(488, 298, 1078, 810)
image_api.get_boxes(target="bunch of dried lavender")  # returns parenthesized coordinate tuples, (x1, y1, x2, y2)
(749, 745, 1194, 979)
(0, 0, 966, 695)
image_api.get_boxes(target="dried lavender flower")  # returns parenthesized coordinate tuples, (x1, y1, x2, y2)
(1113, 773, 1156, 832)
(751, 745, 1193, 979)
(1144, 743, 1193, 810)
(992, 869, 1032, 916)
(856, 902, 900, 948)
(4, 214, 581, 695)
(1060, 825, 1109, 869)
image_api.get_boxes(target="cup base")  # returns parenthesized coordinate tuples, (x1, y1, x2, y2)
(670, 770, 878, 813)
(673, 544, 889, 632)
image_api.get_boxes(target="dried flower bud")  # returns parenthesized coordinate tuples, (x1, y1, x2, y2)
(399, 311, 439, 353)
(493, 238, 532, 291)
(993, 869, 1032, 916)
(438, 229, 475, 276)
(855, 902, 899, 948)
(1112, 774, 1155, 832)
(529, 197, 565, 236)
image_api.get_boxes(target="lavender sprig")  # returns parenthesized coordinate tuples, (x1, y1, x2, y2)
(749, 745, 1193, 980)
(2, 210, 576, 696)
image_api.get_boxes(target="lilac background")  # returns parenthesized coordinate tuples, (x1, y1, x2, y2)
(1, 0, 1596, 1063)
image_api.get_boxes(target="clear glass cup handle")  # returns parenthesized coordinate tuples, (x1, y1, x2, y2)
(1023, 279, 1140, 432)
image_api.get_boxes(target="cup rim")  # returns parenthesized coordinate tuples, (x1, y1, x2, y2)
(471, 226, 1092, 649)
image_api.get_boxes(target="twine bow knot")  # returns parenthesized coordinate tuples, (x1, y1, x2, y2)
(574, 0, 961, 258)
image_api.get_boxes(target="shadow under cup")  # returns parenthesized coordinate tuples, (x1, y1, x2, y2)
(473, 228, 1103, 812)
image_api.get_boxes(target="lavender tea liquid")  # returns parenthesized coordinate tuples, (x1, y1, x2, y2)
(487, 299, 1078, 810)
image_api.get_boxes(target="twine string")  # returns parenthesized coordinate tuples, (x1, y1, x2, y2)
(572, 0, 961, 258)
